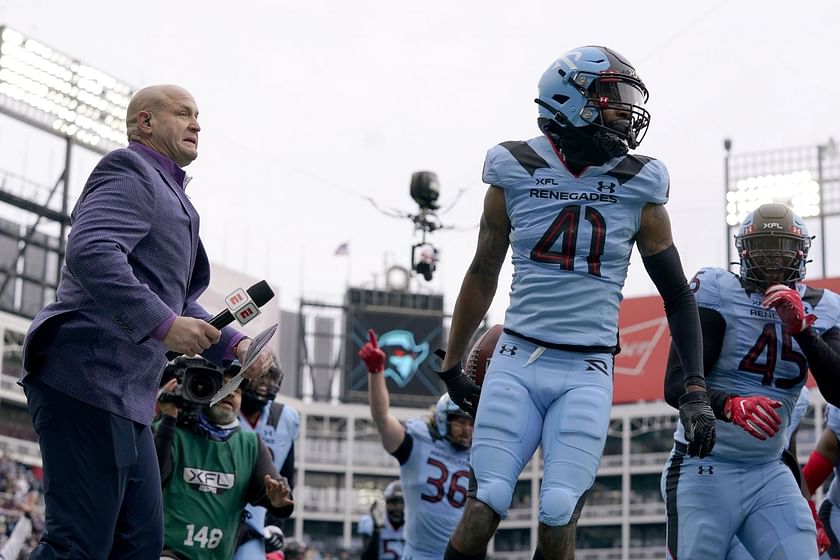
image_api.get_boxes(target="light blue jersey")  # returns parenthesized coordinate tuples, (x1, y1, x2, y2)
(664, 268, 840, 558)
(234, 401, 300, 560)
(823, 405, 840, 507)
(727, 385, 811, 560)
(239, 400, 299, 468)
(819, 405, 840, 558)
(483, 135, 668, 348)
(398, 418, 470, 560)
(674, 267, 840, 462)
(358, 514, 405, 559)
(786, 385, 811, 448)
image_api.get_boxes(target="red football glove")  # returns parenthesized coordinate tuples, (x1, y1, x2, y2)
(359, 329, 386, 374)
(724, 395, 782, 440)
(762, 284, 816, 334)
(808, 499, 831, 555)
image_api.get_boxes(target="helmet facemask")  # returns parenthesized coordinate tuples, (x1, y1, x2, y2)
(434, 394, 473, 450)
(737, 231, 809, 289)
(581, 75, 650, 155)
(736, 203, 811, 290)
(445, 412, 474, 451)
(238, 359, 284, 415)
(382, 481, 405, 527)
(385, 495, 405, 527)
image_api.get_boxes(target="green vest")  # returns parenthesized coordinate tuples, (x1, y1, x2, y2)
(162, 426, 259, 560)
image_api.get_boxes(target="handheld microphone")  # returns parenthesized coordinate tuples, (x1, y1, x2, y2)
(165, 280, 275, 360)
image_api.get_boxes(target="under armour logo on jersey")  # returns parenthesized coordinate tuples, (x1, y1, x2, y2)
(585, 359, 610, 376)
(596, 181, 617, 193)
(498, 345, 518, 356)
(697, 465, 714, 476)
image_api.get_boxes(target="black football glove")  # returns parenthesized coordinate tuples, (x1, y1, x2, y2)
(433, 349, 480, 417)
(678, 390, 716, 458)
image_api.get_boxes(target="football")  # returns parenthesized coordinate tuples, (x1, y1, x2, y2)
(464, 324, 503, 387)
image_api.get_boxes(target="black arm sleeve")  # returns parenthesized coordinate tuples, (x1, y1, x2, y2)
(391, 431, 414, 465)
(664, 307, 731, 419)
(360, 532, 380, 560)
(153, 415, 177, 485)
(642, 245, 705, 388)
(279, 442, 295, 489)
(246, 438, 294, 519)
(794, 326, 840, 406)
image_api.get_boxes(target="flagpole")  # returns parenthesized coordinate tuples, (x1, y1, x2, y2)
(345, 249, 351, 289)
(299, 243, 306, 306)
(334, 242, 351, 289)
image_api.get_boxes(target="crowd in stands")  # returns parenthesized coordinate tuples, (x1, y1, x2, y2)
(0, 453, 44, 559)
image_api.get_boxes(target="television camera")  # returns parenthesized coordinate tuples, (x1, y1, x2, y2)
(409, 171, 442, 281)
(158, 356, 226, 416)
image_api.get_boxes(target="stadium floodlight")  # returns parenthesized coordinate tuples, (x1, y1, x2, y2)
(0, 25, 133, 153)
(725, 170, 821, 226)
(724, 139, 840, 277)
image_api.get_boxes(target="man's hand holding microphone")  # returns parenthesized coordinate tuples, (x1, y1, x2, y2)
(163, 317, 220, 357)
(162, 280, 276, 379)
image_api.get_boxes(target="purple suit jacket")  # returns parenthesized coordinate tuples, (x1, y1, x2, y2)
(20, 146, 238, 425)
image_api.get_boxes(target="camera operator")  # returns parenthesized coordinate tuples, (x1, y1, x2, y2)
(155, 357, 294, 560)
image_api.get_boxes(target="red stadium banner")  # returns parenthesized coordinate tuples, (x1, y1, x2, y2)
(613, 275, 840, 404)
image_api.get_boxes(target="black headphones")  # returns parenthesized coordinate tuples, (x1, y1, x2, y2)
(144, 115, 151, 126)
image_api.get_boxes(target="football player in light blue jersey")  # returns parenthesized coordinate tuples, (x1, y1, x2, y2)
(434, 45, 715, 560)
(360, 330, 472, 560)
(726, 386, 830, 559)
(359, 480, 406, 560)
(786, 385, 812, 449)
(233, 355, 300, 560)
(662, 203, 840, 559)
(803, 404, 840, 558)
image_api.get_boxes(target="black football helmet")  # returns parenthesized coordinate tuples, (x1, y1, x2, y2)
(735, 203, 812, 289)
(383, 480, 405, 527)
(235, 354, 284, 415)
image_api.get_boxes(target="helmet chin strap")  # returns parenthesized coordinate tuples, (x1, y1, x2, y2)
(592, 126, 630, 158)
(547, 124, 614, 168)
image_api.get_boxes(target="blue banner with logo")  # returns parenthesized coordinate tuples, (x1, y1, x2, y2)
(344, 308, 445, 407)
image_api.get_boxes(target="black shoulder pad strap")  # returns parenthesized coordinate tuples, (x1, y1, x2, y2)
(500, 141, 550, 176)
(267, 402, 285, 428)
(605, 155, 655, 185)
(803, 285, 825, 309)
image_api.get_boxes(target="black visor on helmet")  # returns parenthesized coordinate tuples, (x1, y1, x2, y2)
(744, 234, 802, 254)
(591, 77, 648, 106)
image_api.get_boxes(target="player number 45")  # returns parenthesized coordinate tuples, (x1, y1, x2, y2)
(689, 271, 807, 388)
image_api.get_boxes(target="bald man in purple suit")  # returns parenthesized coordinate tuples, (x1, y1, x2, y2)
(20, 84, 272, 559)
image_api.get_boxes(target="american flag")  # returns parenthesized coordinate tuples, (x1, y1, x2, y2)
(334, 242, 349, 256)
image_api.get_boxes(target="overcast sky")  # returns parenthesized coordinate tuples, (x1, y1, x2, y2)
(1, 0, 839, 324)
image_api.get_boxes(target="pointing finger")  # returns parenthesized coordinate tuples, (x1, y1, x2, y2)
(368, 329, 378, 348)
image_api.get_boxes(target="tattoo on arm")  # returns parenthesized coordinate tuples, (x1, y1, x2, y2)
(637, 203, 674, 257)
